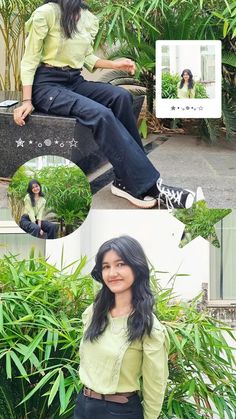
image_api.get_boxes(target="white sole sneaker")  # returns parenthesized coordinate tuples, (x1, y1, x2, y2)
(111, 184, 157, 209)
(185, 190, 196, 209)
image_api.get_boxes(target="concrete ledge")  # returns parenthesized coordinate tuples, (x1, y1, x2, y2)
(0, 91, 144, 178)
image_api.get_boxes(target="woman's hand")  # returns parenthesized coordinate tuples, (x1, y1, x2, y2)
(13, 102, 33, 126)
(113, 59, 136, 75)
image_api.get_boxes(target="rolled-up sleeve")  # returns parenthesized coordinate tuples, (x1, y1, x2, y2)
(84, 15, 100, 72)
(142, 320, 170, 419)
(24, 195, 36, 223)
(21, 9, 49, 86)
(36, 198, 46, 221)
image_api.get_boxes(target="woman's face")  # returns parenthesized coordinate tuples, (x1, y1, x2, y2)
(31, 183, 40, 194)
(183, 72, 190, 81)
(102, 250, 135, 294)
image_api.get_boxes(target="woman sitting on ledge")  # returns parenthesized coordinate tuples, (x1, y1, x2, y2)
(19, 179, 56, 239)
(14, 0, 200, 209)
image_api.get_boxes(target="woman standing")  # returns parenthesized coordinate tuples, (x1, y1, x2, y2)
(177, 69, 196, 99)
(75, 236, 169, 419)
(20, 179, 56, 239)
(14, 0, 199, 209)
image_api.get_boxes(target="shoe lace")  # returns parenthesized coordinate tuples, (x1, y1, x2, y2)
(156, 179, 183, 209)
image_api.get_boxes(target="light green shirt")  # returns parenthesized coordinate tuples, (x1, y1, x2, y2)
(21, 3, 99, 86)
(79, 304, 170, 419)
(177, 83, 195, 98)
(22, 194, 46, 222)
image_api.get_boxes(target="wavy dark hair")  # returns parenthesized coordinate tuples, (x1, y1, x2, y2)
(85, 236, 155, 342)
(179, 69, 194, 90)
(27, 179, 44, 207)
(43, 0, 88, 38)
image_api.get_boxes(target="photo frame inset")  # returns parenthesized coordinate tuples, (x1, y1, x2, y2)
(156, 40, 222, 118)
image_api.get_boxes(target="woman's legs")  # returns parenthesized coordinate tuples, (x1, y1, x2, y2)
(32, 67, 197, 208)
(32, 68, 159, 199)
(71, 80, 144, 150)
(41, 220, 56, 239)
(19, 215, 40, 237)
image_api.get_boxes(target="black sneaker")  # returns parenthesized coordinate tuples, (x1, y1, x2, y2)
(156, 178, 195, 209)
(111, 179, 157, 208)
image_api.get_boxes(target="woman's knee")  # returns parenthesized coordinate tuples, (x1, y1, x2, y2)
(113, 86, 133, 104)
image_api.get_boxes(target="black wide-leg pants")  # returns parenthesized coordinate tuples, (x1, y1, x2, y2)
(32, 66, 160, 197)
(73, 391, 144, 419)
(20, 215, 56, 239)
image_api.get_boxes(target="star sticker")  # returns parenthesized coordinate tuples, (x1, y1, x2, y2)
(173, 200, 231, 248)
(16, 138, 24, 147)
(69, 138, 78, 147)
(55, 140, 59, 144)
(199, 106, 203, 110)
(29, 140, 33, 144)
(171, 106, 175, 110)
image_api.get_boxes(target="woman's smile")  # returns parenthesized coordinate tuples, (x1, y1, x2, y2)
(102, 250, 135, 293)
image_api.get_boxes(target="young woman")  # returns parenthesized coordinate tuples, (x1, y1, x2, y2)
(75, 235, 169, 419)
(177, 69, 196, 99)
(19, 179, 56, 239)
(14, 0, 199, 209)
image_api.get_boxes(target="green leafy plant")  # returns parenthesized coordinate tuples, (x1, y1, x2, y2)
(174, 201, 232, 247)
(0, 251, 236, 418)
(90, 0, 236, 142)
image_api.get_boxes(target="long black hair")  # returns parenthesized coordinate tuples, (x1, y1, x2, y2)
(26, 179, 44, 207)
(43, 0, 88, 38)
(85, 236, 155, 342)
(179, 69, 194, 90)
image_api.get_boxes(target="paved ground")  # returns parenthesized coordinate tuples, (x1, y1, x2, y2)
(1, 134, 236, 211)
(92, 135, 236, 209)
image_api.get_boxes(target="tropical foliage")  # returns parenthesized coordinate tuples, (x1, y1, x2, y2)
(0, 251, 235, 418)
(174, 200, 232, 247)
(89, 0, 236, 141)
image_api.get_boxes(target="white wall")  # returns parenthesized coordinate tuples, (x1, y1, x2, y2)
(46, 209, 210, 301)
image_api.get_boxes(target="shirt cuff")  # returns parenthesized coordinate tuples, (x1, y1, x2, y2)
(84, 54, 100, 72)
(21, 67, 36, 86)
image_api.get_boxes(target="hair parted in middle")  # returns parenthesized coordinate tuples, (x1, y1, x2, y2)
(43, 0, 88, 38)
(179, 68, 194, 90)
(85, 235, 155, 343)
(27, 179, 44, 207)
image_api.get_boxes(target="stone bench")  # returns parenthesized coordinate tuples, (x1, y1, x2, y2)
(0, 91, 144, 178)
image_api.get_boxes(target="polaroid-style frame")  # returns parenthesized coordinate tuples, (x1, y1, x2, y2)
(156, 40, 221, 118)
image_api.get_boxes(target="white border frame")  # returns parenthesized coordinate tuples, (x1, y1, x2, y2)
(156, 40, 222, 118)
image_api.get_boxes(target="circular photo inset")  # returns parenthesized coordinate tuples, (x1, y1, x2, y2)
(7, 155, 92, 239)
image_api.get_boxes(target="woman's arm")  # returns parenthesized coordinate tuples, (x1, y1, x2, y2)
(24, 195, 36, 223)
(14, 86, 33, 126)
(94, 58, 136, 75)
(142, 319, 170, 419)
(189, 84, 196, 98)
(14, 6, 50, 126)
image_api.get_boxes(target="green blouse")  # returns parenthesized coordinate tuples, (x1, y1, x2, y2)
(22, 194, 46, 222)
(21, 3, 100, 86)
(79, 304, 170, 419)
(177, 83, 195, 99)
